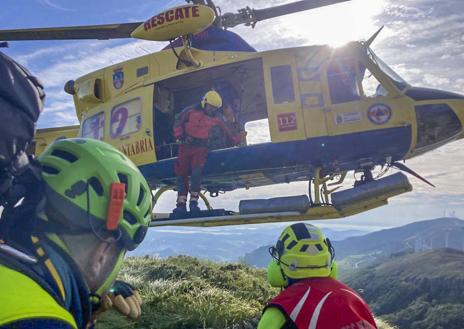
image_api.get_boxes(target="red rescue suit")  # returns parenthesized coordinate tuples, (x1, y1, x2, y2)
(265, 277, 378, 329)
(173, 105, 240, 201)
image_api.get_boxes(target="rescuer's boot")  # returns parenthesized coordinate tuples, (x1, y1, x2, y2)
(172, 195, 188, 218)
(189, 192, 201, 215)
(189, 200, 200, 214)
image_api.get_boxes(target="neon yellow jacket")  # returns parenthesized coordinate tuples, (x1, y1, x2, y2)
(257, 306, 287, 329)
(0, 264, 77, 328)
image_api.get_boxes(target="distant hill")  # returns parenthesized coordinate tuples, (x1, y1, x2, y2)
(334, 217, 464, 268)
(132, 225, 366, 262)
(243, 217, 464, 268)
(344, 249, 464, 329)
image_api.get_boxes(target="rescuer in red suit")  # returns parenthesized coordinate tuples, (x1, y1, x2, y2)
(173, 90, 241, 215)
(258, 223, 378, 329)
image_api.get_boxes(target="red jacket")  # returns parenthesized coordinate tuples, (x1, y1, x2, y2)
(173, 106, 240, 147)
(266, 278, 378, 329)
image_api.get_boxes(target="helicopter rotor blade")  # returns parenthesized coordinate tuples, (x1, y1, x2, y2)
(222, 0, 350, 28)
(0, 22, 142, 41)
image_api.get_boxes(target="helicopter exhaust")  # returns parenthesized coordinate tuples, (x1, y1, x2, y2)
(331, 172, 412, 212)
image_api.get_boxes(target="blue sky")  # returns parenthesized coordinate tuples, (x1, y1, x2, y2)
(2, 0, 464, 229)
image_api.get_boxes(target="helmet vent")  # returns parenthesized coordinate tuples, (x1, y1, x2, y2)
(281, 233, 290, 243)
(123, 210, 137, 225)
(137, 186, 145, 206)
(42, 165, 59, 175)
(315, 244, 323, 251)
(300, 245, 309, 252)
(117, 173, 129, 195)
(51, 149, 78, 163)
(88, 177, 104, 196)
(286, 240, 297, 250)
(144, 207, 151, 218)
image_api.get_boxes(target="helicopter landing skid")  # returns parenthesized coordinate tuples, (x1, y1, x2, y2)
(169, 208, 234, 220)
(150, 172, 412, 227)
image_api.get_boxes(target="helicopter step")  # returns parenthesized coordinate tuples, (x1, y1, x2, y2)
(150, 172, 412, 227)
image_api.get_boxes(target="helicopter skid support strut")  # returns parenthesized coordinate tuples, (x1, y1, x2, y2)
(310, 168, 347, 206)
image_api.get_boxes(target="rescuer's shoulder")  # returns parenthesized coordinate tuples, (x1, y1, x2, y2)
(0, 265, 77, 328)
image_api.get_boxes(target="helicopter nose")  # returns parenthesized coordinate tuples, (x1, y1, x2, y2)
(408, 87, 464, 151)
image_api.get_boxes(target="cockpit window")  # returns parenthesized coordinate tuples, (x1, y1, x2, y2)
(415, 104, 461, 148)
(327, 61, 361, 104)
(367, 47, 408, 91)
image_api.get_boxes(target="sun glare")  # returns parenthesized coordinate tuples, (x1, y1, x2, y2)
(282, 0, 386, 47)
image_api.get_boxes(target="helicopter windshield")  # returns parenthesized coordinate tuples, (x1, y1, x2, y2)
(367, 47, 408, 91)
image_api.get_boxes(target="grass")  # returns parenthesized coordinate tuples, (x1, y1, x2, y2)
(96, 256, 398, 329)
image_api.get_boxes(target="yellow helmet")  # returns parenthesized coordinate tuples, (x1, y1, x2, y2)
(267, 223, 335, 286)
(201, 90, 222, 109)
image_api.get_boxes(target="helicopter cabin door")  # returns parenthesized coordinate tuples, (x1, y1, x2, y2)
(294, 48, 329, 139)
(263, 51, 307, 142)
(80, 84, 155, 167)
(322, 58, 413, 164)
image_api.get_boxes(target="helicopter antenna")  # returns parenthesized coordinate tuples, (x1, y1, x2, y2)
(364, 25, 384, 48)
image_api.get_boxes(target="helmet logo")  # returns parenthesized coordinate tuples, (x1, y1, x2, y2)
(305, 244, 321, 255)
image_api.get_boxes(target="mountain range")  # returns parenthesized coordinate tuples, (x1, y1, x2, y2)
(131, 223, 367, 262)
(243, 217, 464, 268)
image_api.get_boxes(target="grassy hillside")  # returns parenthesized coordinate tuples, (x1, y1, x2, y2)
(344, 249, 464, 329)
(97, 256, 276, 329)
(97, 256, 396, 329)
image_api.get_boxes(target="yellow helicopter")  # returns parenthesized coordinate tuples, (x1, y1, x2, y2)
(1, 0, 464, 227)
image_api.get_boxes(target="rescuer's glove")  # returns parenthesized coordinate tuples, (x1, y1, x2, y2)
(108, 280, 143, 319)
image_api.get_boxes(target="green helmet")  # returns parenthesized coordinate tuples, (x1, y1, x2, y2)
(38, 138, 152, 251)
(267, 223, 336, 287)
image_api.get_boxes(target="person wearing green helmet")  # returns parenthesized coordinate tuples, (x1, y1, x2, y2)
(0, 138, 153, 328)
(258, 223, 378, 329)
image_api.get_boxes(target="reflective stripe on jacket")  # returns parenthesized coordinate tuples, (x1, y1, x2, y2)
(265, 277, 378, 329)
